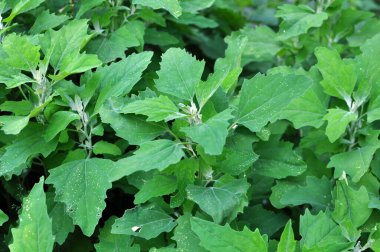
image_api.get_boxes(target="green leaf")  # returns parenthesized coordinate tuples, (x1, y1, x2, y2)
(0, 51, 33, 86)
(0, 100, 33, 115)
(277, 220, 296, 252)
(254, 140, 307, 179)
(133, 0, 182, 18)
(93, 51, 153, 112)
(40, 19, 91, 71)
(112, 140, 184, 181)
(29, 10, 69, 34)
(347, 19, 380, 47)
(122, 95, 184, 122)
(281, 67, 329, 129)
(0, 116, 29, 135)
(172, 214, 207, 252)
(99, 99, 166, 145)
(95, 217, 139, 252)
(0, 209, 8, 226)
(9, 177, 54, 252)
(0, 124, 58, 178)
(196, 34, 246, 107)
(190, 217, 268, 252)
(328, 146, 378, 182)
(145, 28, 179, 46)
(217, 131, 258, 175)
(315, 47, 357, 102)
(180, 0, 214, 13)
(76, 0, 104, 18)
(300, 209, 350, 251)
(112, 206, 177, 240)
(240, 205, 288, 236)
(0, 70, 35, 88)
(86, 21, 143, 63)
(276, 4, 328, 40)
(333, 182, 372, 228)
(46, 192, 75, 245)
(171, 13, 218, 28)
(92, 141, 122, 156)
(51, 53, 102, 81)
(2, 34, 40, 72)
(46, 158, 115, 236)
(270, 176, 332, 210)
(323, 108, 357, 143)
(370, 223, 380, 251)
(182, 109, 233, 155)
(359, 34, 380, 122)
(4, 0, 44, 23)
(44, 111, 80, 142)
(134, 174, 177, 204)
(186, 178, 249, 223)
(238, 26, 281, 63)
(155, 48, 205, 101)
(237, 73, 312, 132)
(170, 158, 198, 208)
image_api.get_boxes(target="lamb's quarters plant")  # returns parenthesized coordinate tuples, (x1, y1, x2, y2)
(0, 0, 380, 251)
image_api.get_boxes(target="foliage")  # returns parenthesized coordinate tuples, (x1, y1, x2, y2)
(0, 0, 380, 251)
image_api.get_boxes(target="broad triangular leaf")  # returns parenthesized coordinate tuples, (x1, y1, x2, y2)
(270, 176, 332, 210)
(134, 174, 177, 204)
(112, 140, 184, 181)
(182, 109, 233, 155)
(277, 220, 296, 252)
(254, 140, 307, 179)
(46, 158, 115, 236)
(324, 108, 357, 143)
(156, 48, 205, 101)
(2, 34, 40, 72)
(172, 214, 207, 252)
(112, 206, 177, 240)
(29, 10, 69, 34)
(93, 51, 153, 112)
(40, 20, 91, 71)
(46, 192, 74, 245)
(281, 67, 329, 129)
(333, 182, 372, 228)
(99, 98, 167, 145)
(190, 217, 268, 252)
(4, 0, 44, 22)
(276, 4, 328, 40)
(328, 146, 378, 182)
(9, 177, 54, 252)
(0, 115, 29, 135)
(122, 95, 184, 122)
(315, 47, 357, 102)
(170, 158, 198, 208)
(44, 111, 80, 141)
(186, 178, 249, 223)
(0, 124, 58, 178)
(133, 0, 182, 18)
(236, 73, 312, 132)
(300, 210, 350, 251)
(86, 21, 143, 63)
(0, 210, 8, 226)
